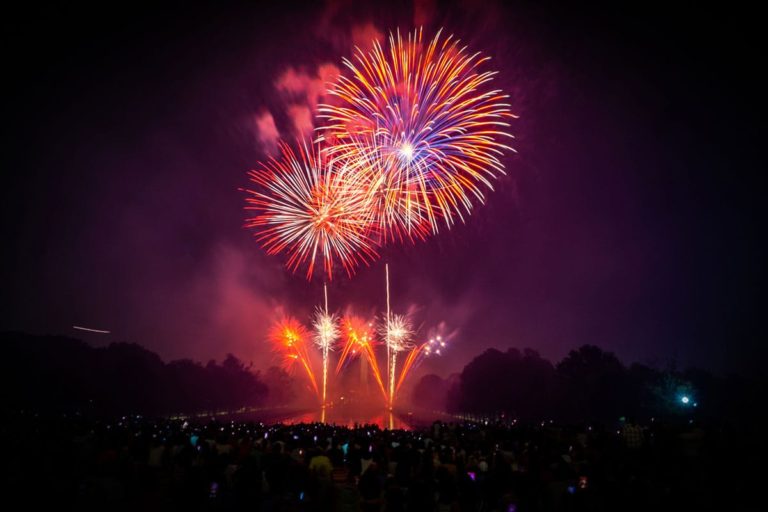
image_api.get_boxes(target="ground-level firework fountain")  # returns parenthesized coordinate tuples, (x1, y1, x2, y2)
(270, 265, 445, 413)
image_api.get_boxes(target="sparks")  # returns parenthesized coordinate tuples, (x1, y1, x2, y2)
(319, 27, 516, 238)
(313, 305, 338, 405)
(336, 315, 388, 400)
(269, 317, 319, 398)
(243, 141, 379, 280)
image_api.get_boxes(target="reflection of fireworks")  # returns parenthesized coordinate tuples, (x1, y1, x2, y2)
(319, 28, 516, 237)
(269, 317, 318, 397)
(243, 141, 379, 279)
(336, 316, 387, 400)
(313, 309, 337, 405)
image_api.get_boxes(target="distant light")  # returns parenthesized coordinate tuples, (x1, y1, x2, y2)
(73, 325, 110, 334)
(680, 396, 690, 404)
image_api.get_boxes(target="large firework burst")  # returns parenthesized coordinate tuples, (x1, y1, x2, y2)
(319, 27, 516, 237)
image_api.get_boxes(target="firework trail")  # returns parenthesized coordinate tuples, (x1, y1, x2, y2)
(331, 138, 433, 243)
(243, 141, 379, 280)
(382, 313, 413, 406)
(336, 315, 388, 400)
(313, 283, 338, 405)
(269, 317, 319, 397)
(319, 27, 516, 238)
(381, 263, 413, 406)
(335, 315, 372, 372)
(396, 335, 446, 393)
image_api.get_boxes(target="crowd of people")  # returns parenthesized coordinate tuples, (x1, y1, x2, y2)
(3, 410, 755, 511)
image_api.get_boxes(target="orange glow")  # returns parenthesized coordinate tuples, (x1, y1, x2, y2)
(336, 316, 388, 400)
(269, 317, 319, 397)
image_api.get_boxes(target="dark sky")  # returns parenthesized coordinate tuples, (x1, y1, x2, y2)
(2, 0, 764, 377)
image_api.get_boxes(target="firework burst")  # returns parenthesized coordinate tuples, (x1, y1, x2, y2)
(381, 313, 414, 405)
(243, 141, 379, 279)
(383, 314, 414, 354)
(269, 317, 319, 397)
(319, 27, 516, 237)
(336, 316, 388, 399)
(313, 307, 338, 404)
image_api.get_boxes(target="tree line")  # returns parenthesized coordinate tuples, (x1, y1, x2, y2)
(412, 345, 763, 424)
(0, 332, 282, 416)
(2, 332, 762, 423)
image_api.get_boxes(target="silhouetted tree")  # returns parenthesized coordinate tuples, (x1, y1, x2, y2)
(453, 347, 556, 419)
(556, 344, 629, 421)
(0, 332, 268, 416)
(412, 374, 447, 409)
(263, 366, 298, 405)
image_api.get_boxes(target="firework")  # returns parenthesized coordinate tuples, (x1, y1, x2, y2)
(335, 316, 373, 372)
(336, 315, 388, 400)
(382, 313, 413, 405)
(243, 141, 379, 280)
(384, 314, 413, 353)
(396, 335, 446, 393)
(313, 283, 338, 404)
(272, 309, 447, 407)
(269, 317, 318, 397)
(267, 267, 448, 409)
(332, 140, 434, 243)
(319, 27, 516, 237)
(380, 263, 414, 406)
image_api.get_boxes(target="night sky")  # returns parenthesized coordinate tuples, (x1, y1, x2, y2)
(2, 1, 764, 376)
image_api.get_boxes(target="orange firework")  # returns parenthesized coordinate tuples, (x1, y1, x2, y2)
(269, 317, 319, 397)
(243, 141, 379, 280)
(396, 335, 446, 394)
(319, 27, 516, 238)
(336, 316, 388, 400)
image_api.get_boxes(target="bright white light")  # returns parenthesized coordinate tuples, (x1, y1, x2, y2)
(681, 396, 690, 404)
(399, 143, 415, 162)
